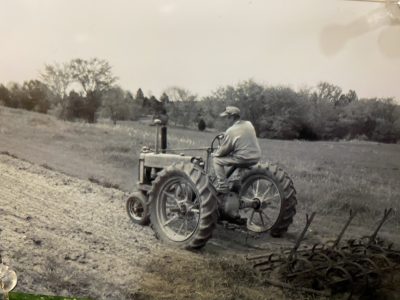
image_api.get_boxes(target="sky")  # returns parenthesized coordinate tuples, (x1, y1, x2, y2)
(0, 0, 399, 101)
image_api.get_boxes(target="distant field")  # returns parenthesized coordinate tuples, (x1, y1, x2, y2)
(1, 106, 399, 227)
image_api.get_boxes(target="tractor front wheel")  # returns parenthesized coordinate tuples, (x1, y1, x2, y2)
(149, 162, 218, 249)
(126, 191, 150, 226)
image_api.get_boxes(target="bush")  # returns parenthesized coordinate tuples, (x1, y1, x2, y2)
(198, 119, 206, 131)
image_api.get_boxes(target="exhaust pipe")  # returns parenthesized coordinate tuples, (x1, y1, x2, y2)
(154, 119, 161, 154)
(153, 119, 167, 154)
(161, 126, 167, 153)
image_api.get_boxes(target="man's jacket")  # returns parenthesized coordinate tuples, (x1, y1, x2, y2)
(214, 120, 262, 161)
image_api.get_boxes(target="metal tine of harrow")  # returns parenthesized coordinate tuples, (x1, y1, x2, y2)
(246, 251, 284, 262)
(261, 278, 331, 297)
(253, 256, 285, 271)
(331, 209, 357, 249)
(289, 212, 316, 261)
(247, 212, 316, 264)
(368, 208, 393, 246)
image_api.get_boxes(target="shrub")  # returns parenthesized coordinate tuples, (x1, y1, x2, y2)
(198, 118, 206, 131)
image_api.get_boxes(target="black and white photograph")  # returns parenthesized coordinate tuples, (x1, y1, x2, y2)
(0, 1, 399, 299)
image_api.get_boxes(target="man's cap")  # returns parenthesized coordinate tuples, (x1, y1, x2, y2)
(220, 106, 240, 117)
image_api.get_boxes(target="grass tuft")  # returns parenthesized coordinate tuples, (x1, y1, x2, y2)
(0, 150, 19, 159)
(88, 176, 120, 189)
(41, 163, 55, 171)
(136, 252, 270, 300)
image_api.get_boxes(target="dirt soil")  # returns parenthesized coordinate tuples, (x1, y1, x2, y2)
(0, 153, 292, 299)
(0, 154, 161, 299)
(1, 153, 400, 300)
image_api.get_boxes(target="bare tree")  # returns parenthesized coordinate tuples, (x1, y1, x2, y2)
(311, 82, 343, 104)
(164, 86, 196, 102)
(163, 86, 198, 126)
(69, 58, 117, 96)
(40, 63, 72, 118)
(68, 58, 118, 123)
(101, 86, 131, 125)
(40, 62, 71, 99)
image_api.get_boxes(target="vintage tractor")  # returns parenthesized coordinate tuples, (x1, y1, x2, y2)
(126, 120, 297, 249)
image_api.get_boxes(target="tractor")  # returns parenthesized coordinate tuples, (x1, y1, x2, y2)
(126, 120, 297, 249)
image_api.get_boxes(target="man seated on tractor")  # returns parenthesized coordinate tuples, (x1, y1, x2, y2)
(212, 106, 262, 193)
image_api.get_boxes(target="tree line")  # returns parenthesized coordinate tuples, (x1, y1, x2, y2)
(195, 81, 400, 143)
(0, 58, 399, 143)
(159, 81, 400, 143)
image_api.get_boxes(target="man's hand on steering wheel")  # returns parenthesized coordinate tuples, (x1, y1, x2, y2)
(210, 133, 225, 153)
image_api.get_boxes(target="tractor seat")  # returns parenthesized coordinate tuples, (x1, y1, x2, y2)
(226, 162, 258, 179)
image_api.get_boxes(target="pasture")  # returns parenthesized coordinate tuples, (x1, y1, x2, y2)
(1, 106, 399, 227)
(1, 106, 400, 299)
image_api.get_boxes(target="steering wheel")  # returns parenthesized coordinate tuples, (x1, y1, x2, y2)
(210, 133, 225, 153)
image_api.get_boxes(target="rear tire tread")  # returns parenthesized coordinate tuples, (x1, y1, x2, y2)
(241, 162, 297, 237)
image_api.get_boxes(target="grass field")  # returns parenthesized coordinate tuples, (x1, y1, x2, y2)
(1, 106, 399, 226)
(1, 106, 400, 299)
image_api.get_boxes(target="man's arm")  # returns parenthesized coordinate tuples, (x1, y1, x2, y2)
(214, 133, 236, 157)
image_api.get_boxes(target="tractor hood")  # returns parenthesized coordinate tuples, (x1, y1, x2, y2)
(140, 152, 194, 168)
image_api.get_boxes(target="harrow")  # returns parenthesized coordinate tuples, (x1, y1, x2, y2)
(247, 208, 400, 297)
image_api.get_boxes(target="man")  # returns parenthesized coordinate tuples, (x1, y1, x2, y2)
(213, 106, 262, 193)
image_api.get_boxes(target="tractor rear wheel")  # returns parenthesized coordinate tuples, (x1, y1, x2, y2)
(149, 162, 218, 249)
(239, 163, 297, 236)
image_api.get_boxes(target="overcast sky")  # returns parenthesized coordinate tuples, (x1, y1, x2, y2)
(0, 0, 399, 101)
